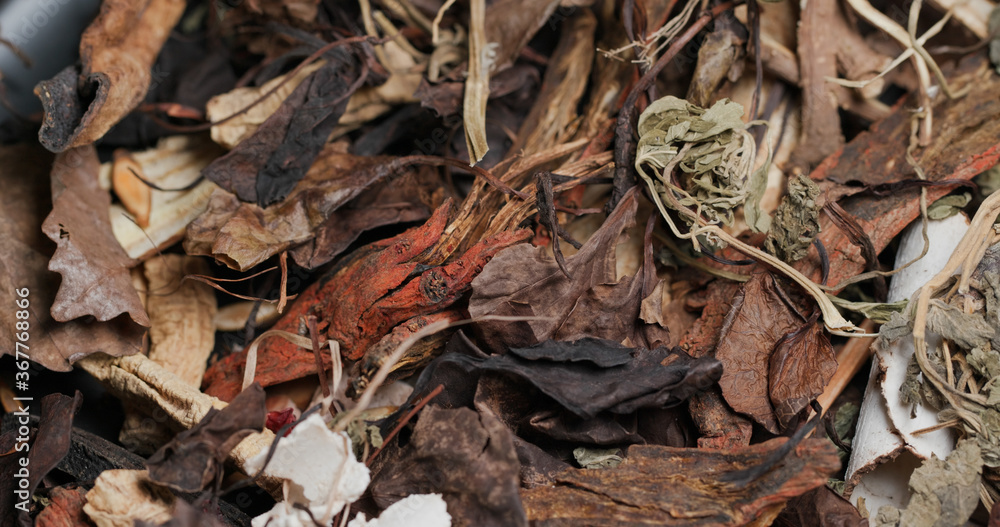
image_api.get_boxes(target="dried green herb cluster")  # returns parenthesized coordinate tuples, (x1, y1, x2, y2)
(765, 174, 821, 263)
(634, 96, 770, 238)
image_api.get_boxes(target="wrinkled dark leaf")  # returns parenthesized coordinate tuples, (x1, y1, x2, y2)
(203, 50, 367, 206)
(774, 486, 869, 527)
(481, 337, 720, 420)
(146, 383, 266, 492)
(371, 405, 527, 527)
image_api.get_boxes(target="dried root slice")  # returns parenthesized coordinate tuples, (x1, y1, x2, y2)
(111, 149, 151, 228)
(83, 469, 175, 527)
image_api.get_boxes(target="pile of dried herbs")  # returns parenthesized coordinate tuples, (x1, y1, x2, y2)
(2, 0, 1000, 526)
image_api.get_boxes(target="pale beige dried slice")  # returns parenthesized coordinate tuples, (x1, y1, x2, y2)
(111, 149, 151, 228)
(102, 135, 223, 261)
(83, 470, 175, 527)
(215, 301, 280, 332)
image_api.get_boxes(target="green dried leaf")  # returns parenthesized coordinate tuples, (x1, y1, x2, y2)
(635, 96, 769, 234)
(925, 300, 995, 350)
(926, 193, 971, 220)
(968, 345, 1000, 380)
(765, 174, 821, 262)
(827, 295, 907, 324)
(872, 438, 982, 527)
(977, 409, 1000, 468)
(573, 447, 623, 469)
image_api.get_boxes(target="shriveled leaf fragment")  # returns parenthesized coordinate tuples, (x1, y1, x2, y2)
(521, 438, 841, 525)
(872, 438, 982, 527)
(686, 12, 747, 107)
(769, 319, 838, 430)
(202, 49, 366, 206)
(186, 150, 419, 271)
(470, 189, 667, 351)
(634, 95, 769, 233)
(716, 273, 808, 432)
(245, 413, 370, 522)
(146, 383, 266, 492)
(573, 447, 622, 469)
(773, 486, 868, 527)
(35, 0, 186, 152)
(42, 146, 149, 327)
(83, 470, 176, 527)
(371, 406, 527, 527)
(0, 144, 144, 371)
(924, 300, 996, 351)
(765, 174, 821, 263)
(926, 193, 971, 220)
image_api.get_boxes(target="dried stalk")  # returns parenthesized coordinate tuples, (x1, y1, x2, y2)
(463, 0, 490, 165)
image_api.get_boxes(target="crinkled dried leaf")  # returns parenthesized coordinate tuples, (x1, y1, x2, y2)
(715, 273, 803, 433)
(104, 136, 224, 261)
(83, 470, 175, 527)
(872, 438, 982, 527)
(925, 299, 996, 351)
(288, 168, 442, 269)
(572, 447, 622, 469)
(686, 13, 747, 107)
(635, 95, 769, 233)
(371, 405, 527, 527)
(769, 319, 838, 430)
(926, 193, 971, 220)
(42, 146, 149, 327)
(521, 438, 841, 525)
(146, 383, 266, 492)
(765, 174, 821, 263)
(469, 189, 667, 350)
(186, 150, 414, 271)
(36, 0, 186, 152)
(0, 144, 144, 371)
(203, 50, 366, 206)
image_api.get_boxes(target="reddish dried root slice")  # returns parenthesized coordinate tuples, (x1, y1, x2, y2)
(202, 201, 529, 402)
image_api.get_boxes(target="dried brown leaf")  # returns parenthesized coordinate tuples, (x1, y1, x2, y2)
(769, 318, 838, 430)
(715, 272, 802, 433)
(36, 0, 186, 152)
(42, 146, 149, 327)
(469, 188, 667, 350)
(0, 144, 145, 371)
